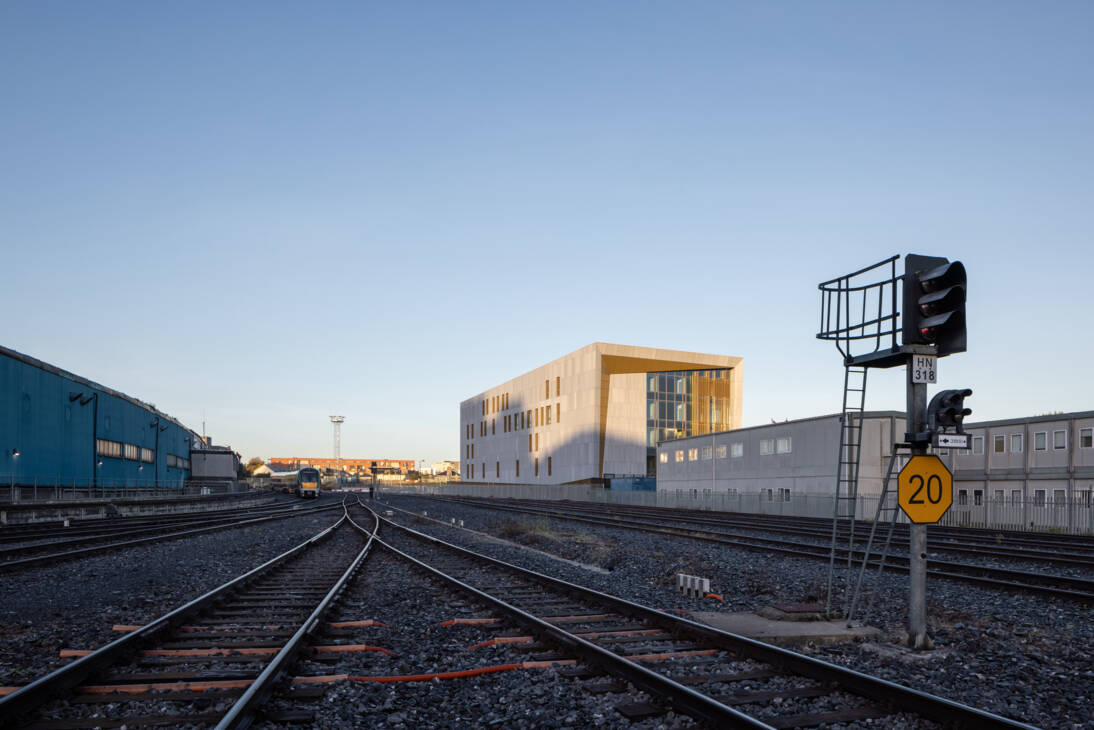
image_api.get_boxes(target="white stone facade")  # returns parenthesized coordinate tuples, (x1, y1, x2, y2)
(460, 343, 742, 485)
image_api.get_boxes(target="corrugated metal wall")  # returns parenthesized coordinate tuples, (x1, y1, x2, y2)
(0, 349, 194, 487)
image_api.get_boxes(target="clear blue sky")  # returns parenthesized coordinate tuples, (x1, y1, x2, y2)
(3, 2, 1092, 465)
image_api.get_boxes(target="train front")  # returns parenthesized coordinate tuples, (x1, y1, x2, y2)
(298, 467, 320, 498)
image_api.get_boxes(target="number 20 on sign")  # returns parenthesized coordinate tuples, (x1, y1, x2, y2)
(898, 455, 953, 523)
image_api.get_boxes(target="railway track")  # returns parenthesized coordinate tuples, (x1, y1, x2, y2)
(0, 497, 376, 729)
(371, 503, 1035, 729)
(0, 502, 343, 574)
(441, 496, 1094, 569)
(419, 496, 1094, 603)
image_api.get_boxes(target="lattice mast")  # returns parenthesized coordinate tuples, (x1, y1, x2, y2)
(329, 415, 345, 472)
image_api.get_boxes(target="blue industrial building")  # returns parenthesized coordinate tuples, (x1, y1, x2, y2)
(1, 345, 199, 489)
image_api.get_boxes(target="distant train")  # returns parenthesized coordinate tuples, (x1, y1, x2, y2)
(269, 467, 321, 498)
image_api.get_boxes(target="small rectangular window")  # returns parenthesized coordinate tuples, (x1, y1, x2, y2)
(124, 443, 140, 461)
(1082, 428, 1093, 448)
(659, 452, 668, 464)
(535, 457, 539, 476)
(993, 489, 1004, 502)
(716, 444, 727, 458)
(972, 436, 983, 454)
(675, 449, 684, 463)
(1054, 430, 1067, 450)
(974, 490, 983, 506)
(1053, 489, 1066, 502)
(731, 443, 743, 458)
(1035, 432, 1047, 451)
(528, 434, 532, 452)
(546, 407, 551, 426)
(994, 435, 1005, 453)
(515, 460, 520, 477)
(760, 439, 774, 456)
(688, 448, 698, 461)
(492, 418, 495, 435)
(958, 489, 968, 505)
(141, 447, 154, 463)
(545, 380, 550, 398)
(496, 461, 500, 478)
(535, 433, 540, 451)
(535, 409, 539, 427)
(776, 437, 791, 454)
(1011, 434, 1023, 452)
(1010, 489, 1021, 504)
(556, 403, 560, 423)
(548, 456, 552, 476)
(701, 446, 712, 459)
(1034, 489, 1046, 505)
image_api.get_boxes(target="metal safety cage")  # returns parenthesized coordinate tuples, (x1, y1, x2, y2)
(817, 255, 903, 366)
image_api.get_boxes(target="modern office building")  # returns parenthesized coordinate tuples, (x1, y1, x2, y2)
(1, 344, 198, 489)
(460, 342, 742, 485)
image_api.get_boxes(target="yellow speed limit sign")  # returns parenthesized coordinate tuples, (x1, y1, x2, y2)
(898, 455, 953, 523)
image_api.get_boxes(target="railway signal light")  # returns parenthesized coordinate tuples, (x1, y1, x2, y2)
(903, 254, 967, 356)
(927, 388, 972, 434)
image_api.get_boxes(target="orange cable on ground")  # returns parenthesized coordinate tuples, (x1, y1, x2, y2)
(704, 593, 724, 602)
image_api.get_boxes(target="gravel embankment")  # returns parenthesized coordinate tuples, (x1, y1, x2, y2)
(0, 496, 345, 688)
(372, 495, 1093, 729)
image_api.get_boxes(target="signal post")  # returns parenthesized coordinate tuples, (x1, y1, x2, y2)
(817, 252, 968, 650)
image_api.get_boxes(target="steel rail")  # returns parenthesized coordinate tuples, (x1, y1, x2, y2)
(0, 502, 344, 573)
(443, 496, 1094, 564)
(0, 501, 350, 723)
(428, 497, 1094, 602)
(215, 504, 379, 729)
(371, 518, 772, 727)
(372, 505, 1036, 729)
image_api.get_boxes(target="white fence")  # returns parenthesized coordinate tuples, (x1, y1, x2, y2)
(387, 482, 1094, 535)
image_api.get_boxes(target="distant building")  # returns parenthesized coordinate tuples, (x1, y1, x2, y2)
(267, 457, 415, 476)
(430, 460, 459, 476)
(460, 342, 742, 485)
(190, 443, 241, 480)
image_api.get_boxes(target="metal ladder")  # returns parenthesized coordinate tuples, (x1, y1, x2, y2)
(845, 444, 909, 624)
(825, 365, 868, 618)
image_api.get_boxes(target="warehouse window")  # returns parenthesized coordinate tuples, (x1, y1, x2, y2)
(167, 454, 177, 467)
(1082, 428, 1093, 448)
(659, 452, 668, 464)
(701, 446, 712, 460)
(776, 437, 792, 454)
(1054, 430, 1067, 450)
(688, 448, 698, 461)
(124, 443, 140, 461)
(141, 448, 154, 464)
(760, 439, 774, 456)
(1034, 432, 1047, 451)
(731, 443, 743, 458)
(96, 439, 122, 459)
(675, 449, 684, 463)
(715, 444, 727, 458)
(994, 435, 1005, 453)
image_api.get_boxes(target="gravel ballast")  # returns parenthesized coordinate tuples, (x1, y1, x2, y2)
(372, 494, 1093, 729)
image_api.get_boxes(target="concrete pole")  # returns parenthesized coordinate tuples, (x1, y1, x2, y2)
(906, 364, 931, 649)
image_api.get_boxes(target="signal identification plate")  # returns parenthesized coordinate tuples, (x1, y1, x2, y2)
(911, 355, 937, 384)
(935, 433, 970, 449)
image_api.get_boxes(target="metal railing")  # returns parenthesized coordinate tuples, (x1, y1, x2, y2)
(391, 482, 1094, 536)
(0, 476, 249, 504)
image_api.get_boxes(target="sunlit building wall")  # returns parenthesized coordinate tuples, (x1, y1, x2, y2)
(459, 343, 742, 485)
